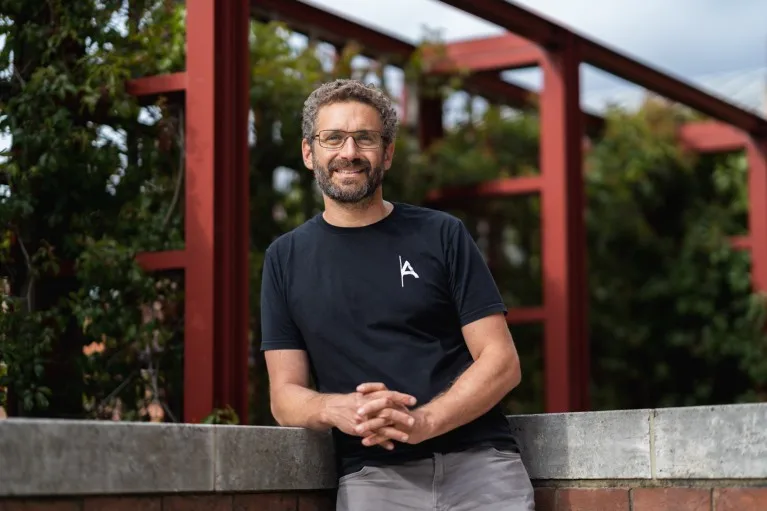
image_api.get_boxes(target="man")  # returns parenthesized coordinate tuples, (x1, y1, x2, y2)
(260, 78, 534, 510)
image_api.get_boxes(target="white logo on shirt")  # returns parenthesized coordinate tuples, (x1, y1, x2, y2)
(399, 255, 419, 287)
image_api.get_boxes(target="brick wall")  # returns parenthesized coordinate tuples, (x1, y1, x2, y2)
(1, 404, 765, 510)
(0, 492, 336, 511)
(3, 486, 767, 510)
(534, 486, 767, 511)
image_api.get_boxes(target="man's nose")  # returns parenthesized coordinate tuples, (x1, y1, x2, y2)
(338, 135, 360, 159)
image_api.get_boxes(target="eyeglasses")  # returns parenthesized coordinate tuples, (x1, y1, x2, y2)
(313, 130, 383, 150)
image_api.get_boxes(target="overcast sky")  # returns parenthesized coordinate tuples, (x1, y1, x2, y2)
(304, 0, 767, 95)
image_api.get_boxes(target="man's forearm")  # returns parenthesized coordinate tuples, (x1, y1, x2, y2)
(270, 383, 336, 430)
(418, 346, 521, 440)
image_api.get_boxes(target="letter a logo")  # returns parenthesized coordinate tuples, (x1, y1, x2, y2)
(399, 255, 419, 287)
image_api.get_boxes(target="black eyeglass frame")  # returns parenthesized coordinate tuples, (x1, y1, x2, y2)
(311, 129, 387, 150)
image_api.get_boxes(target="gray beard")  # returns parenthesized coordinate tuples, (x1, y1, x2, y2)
(313, 155, 385, 204)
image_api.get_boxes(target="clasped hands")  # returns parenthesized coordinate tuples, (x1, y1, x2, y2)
(326, 382, 433, 450)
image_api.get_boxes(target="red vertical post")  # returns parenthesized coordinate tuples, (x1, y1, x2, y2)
(539, 34, 590, 413)
(418, 95, 444, 149)
(184, 0, 251, 423)
(184, 0, 216, 423)
(748, 137, 767, 294)
(216, 0, 251, 424)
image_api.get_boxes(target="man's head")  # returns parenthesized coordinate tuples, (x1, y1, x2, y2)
(301, 79, 398, 204)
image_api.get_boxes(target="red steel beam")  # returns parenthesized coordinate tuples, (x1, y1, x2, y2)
(185, 0, 217, 424)
(251, 0, 413, 59)
(126, 72, 187, 104)
(135, 250, 186, 271)
(185, 0, 251, 424)
(539, 35, 589, 413)
(730, 236, 751, 251)
(424, 33, 542, 73)
(425, 176, 542, 204)
(437, 0, 767, 135)
(214, 0, 252, 425)
(250, 0, 604, 135)
(679, 121, 749, 153)
(748, 138, 767, 293)
(506, 306, 546, 324)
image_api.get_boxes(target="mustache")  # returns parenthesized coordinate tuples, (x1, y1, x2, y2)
(328, 158, 371, 172)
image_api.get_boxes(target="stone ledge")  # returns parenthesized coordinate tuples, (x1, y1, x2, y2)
(653, 403, 767, 479)
(1, 403, 765, 497)
(510, 409, 652, 479)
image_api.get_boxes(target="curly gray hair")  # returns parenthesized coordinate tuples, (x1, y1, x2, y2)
(302, 79, 399, 147)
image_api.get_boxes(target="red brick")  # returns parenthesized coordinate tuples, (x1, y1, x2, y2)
(164, 495, 232, 511)
(84, 497, 162, 511)
(534, 488, 556, 511)
(556, 488, 630, 511)
(0, 499, 81, 511)
(0, 499, 82, 511)
(631, 488, 710, 511)
(233, 494, 296, 511)
(715, 488, 767, 511)
(298, 491, 335, 511)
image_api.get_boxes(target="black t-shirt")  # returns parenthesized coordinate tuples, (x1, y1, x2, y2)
(260, 202, 519, 476)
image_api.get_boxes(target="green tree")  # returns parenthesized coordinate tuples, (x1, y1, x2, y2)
(0, 0, 186, 419)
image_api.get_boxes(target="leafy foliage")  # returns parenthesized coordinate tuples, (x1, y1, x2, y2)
(1, 2, 763, 422)
(421, 100, 767, 412)
(0, 0, 185, 418)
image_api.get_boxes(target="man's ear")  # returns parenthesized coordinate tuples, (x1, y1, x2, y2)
(382, 140, 396, 171)
(301, 138, 314, 170)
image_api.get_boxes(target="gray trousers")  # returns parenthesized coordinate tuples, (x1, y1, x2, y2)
(336, 446, 535, 510)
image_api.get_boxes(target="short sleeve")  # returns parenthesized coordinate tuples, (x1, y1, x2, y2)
(260, 246, 306, 351)
(446, 219, 508, 326)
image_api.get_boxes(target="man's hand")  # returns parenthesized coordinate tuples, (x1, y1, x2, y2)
(321, 387, 417, 450)
(354, 382, 436, 448)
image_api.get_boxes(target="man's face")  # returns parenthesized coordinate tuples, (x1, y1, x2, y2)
(302, 101, 395, 204)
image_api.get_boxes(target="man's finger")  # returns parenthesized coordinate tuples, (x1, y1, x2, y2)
(362, 426, 409, 445)
(378, 407, 416, 429)
(356, 382, 387, 393)
(354, 407, 414, 434)
(356, 397, 394, 416)
(356, 385, 418, 407)
(361, 391, 417, 408)
(361, 431, 395, 450)
(354, 417, 391, 435)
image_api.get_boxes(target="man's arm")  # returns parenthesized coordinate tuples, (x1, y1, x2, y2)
(357, 312, 521, 445)
(358, 217, 521, 446)
(412, 312, 520, 440)
(264, 349, 331, 430)
(266, 348, 417, 447)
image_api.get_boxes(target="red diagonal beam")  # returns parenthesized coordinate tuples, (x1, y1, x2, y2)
(251, 0, 412, 58)
(425, 33, 542, 73)
(250, 0, 604, 134)
(437, 0, 767, 135)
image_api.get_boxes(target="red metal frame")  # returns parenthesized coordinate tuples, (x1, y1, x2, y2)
(423, 34, 542, 73)
(438, 0, 767, 135)
(747, 140, 767, 292)
(538, 34, 590, 412)
(123, 0, 765, 419)
(125, 0, 251, 423)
